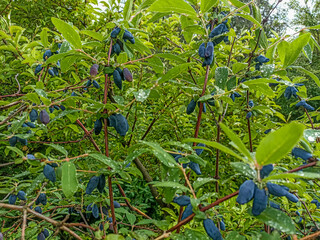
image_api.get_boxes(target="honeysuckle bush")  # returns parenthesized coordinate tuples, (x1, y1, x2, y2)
(1, 0, 320, 239)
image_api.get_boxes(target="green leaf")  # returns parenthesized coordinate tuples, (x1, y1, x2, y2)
(220, 123, 252, 161)
(123, 149, 150, 168)
(80, 30, 103, 41)
(232, 62, 248, 74)
(262, 172, 320, 181)
(185, 154, 206, 167)
(229, 0, 250, 13)
(156, 53, 185, 63)
(231, 162, 256, 179)
(184, 138, 245, 161)
(51, 18, 82, 49)
(129, 37, 152, 55)
(45, 143, 68, 156)
(303, 43, 312, 62)
(148, 0, 197, 18)
(215, 67, 229, 89)
(40, 28, 48, 48)
(289, 66, 320, 88)
(117, 52, 128, 64)
(24, 93, 40, 105)
(149, 181, 190, 192)
(106, 234, 125, 240)
(236, 14, 262, 28)
(50, 110, 80, 123)
(253, 207, 296, 234)
(193, 177, 216, 190)
(60, 55, 79, 72)
(44, 52, 69, 65)
(225, 231, 246, 240)
(308, 24, 320, 29)
(255, 122, 305, 165)
(61, 162, 78, 198)
(200, 0, 219, 14)
(138, 141, 178, 168)
(279, 33, 311, 68)
(89, 153, 121, 170)
(6, 146, 24, 157)
(123, 0, 133, 21)
(158, 63, 193, 83)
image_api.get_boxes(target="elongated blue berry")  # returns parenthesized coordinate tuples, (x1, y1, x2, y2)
(173, 195, 190, 206)
(252, 187, 268, 216)
(203, 218, 223, 240)
(236, 180, 255, 204)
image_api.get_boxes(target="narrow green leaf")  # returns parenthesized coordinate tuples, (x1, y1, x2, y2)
(61, 162, 78, 198)
(158, 63, 193, 83)
(193, 177, 216, 190)
(225, 231, 246, 240)
(231, 162, 256, 179)
(6, 146, 24, 157)
(106, 234, 125, 240)
(149, 181, 190, 192)
(40, 28, 48, 48)
(253, 207, 296, 234)
(236, 14, 262, 28)
(123, 0, 133, 21)
(289, 66, 320, 88)
(148, 0, 197, 17)
(262, 172, 320, 181)
(139, 141, 178, 168)
(200, 0, 219, 14)
(60, 55, 79, 72)
(215, 67, 229, 89)
(284, 33, 311, 67)
(220, 123, 252, 161)
(123, 149, 150, 168)
(45, 143, 68, 156)
(184, 138, 245, 161)
(308, 24, 320, 29)
(80, 30, 103, 41)
(229, 0, 250, 13)
(255, 122, 305, 165)
(51, 18, 82, 49)
(89, 153, 121, 170)
(232, 62, 248, 74)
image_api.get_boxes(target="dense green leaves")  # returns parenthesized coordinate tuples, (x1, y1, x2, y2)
(148, 0, 197, 17)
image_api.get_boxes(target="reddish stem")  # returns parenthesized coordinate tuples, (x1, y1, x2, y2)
(193, 65, 210, 146)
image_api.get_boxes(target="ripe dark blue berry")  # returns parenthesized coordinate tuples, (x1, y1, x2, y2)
(236, 180, 255, 204)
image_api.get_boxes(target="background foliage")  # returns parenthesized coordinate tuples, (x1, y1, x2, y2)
(0, 0, 320, 239)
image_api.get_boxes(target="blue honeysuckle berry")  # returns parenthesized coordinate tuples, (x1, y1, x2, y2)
(291, 147, 312, 161)
(296, 100, 315, 111)
(255, 55, 269, 64)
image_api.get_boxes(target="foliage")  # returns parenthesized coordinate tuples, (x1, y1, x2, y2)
(0, 0, 320, 239)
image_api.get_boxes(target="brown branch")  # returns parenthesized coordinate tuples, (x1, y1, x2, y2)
(122, 55, 154, 65)
(21, 209, 27, 240)
(294, 193, 320, 230)
(193, 65, 210, 145)
(0, 105, 27, 125)
(0, 101, 22, 110)
(0, 203, 82, 240)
